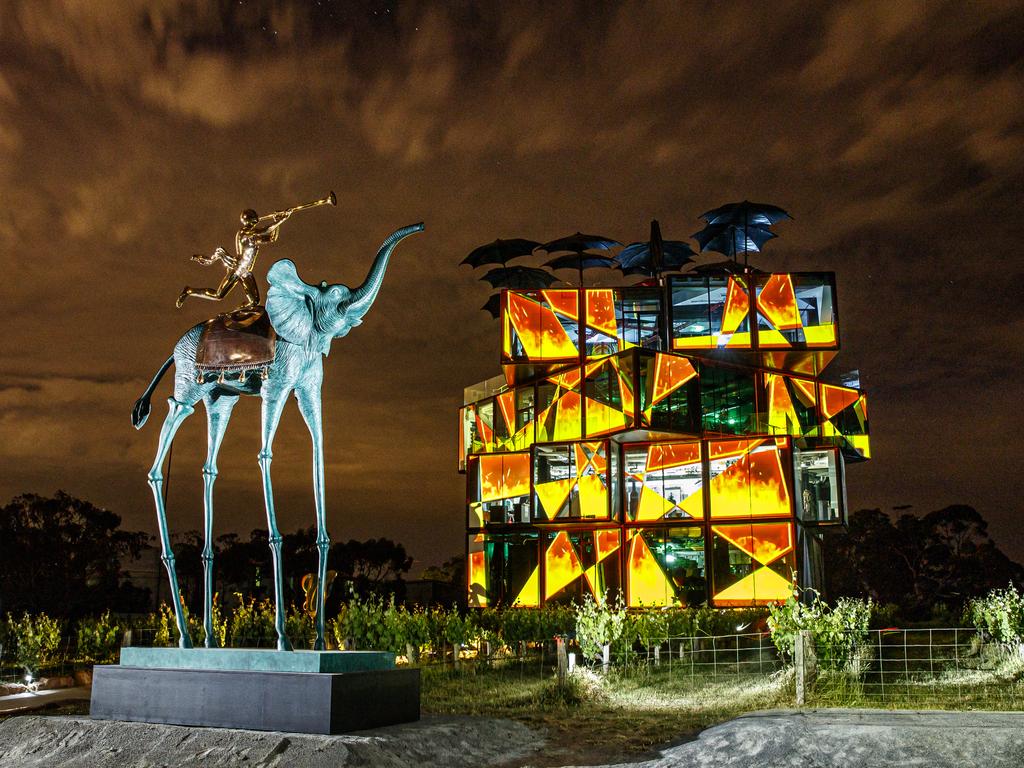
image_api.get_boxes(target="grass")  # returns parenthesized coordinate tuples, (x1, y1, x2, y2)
(421, 660, 793, 765)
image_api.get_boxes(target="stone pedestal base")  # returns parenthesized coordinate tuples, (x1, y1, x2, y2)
(91, 651, 419, 734)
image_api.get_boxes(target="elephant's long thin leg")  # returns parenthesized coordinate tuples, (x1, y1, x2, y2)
(296, 387, 330, 650)
(258, 388, 293, 651)
(147, 397, 196, 649)
(200, 393, 239, 648)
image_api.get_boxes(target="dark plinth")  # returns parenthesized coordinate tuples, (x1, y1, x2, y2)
(90, 665, 420, 734)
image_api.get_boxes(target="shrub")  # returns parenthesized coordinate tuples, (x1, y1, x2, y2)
(574, 593, 627, 663)
(4, 612, 64, 676)
(228, 595, 277, 647)
(965, 584, 1024, 644)
(76, 611, 121, 664)
(767, 590, 872, 670)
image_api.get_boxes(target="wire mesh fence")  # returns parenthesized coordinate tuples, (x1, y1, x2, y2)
(803, 628, 1024, 709)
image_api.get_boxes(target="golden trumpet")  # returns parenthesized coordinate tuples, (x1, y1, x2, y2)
(258, 190, 337, 222)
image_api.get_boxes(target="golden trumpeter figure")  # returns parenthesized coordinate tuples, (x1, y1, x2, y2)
(177, 191, 337, 310)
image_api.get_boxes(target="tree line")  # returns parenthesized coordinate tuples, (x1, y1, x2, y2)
(1, 492, 1021, 622)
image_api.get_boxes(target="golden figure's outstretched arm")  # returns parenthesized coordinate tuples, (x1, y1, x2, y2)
(191, 246, 236, 268)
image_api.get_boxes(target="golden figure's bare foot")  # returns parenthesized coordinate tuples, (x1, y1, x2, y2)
(176, 289, 190, 309)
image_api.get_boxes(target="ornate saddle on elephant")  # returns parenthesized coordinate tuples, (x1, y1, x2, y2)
(195, 306, 277, 379)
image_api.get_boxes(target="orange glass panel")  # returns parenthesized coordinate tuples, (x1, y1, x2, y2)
(757, 274, 801, 330)
(594, 529, 620, 563)
(650, 353, 697, 406)
(708, 438, 764, 461)
(720, 277, 750, 335)
(496, 391, 516, 436)
(711, 523, 794, 565)
(647, 442, 701, 472)
(468, 534, 488, 607)
(542, 289, 580, 321)
(821, 384, 861, 419)
(585, 289, 618, 337)
(507, 292, 579, 360)
(709, 443, 790, 518)
(545, 531, 584, 599)
(478, 453, 531, 502)
(549, 367, 583, 390)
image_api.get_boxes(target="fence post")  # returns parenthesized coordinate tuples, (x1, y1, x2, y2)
(602, 644, 610, 673)
(795, 630, 805, 706)
(654, 645, 660, 667)
(794, 630, 816, 706)
(556, 636, 568, 689)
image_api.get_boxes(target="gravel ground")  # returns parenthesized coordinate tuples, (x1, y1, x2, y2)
(3, 709, 1024, 767)
(561, 709, 1024, 768)
(0, 714, 543, 768)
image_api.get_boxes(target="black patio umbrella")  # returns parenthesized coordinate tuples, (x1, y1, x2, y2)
(693, 200, 791, 267)
(460, 238, 541, 268)
(692, 222, 776, 258)
(699, 200, 792, 227)
(538, 232, 621, 286)
(477, 267, 558, 320)
(480, 266, 560, 290)
(616, 220, 695, 278)
(481, 293, 502, 319)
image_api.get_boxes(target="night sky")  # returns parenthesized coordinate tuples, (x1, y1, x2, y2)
(1, 1, 1022, 570)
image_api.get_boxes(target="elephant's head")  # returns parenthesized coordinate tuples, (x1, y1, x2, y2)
(266, 222, 424, 355)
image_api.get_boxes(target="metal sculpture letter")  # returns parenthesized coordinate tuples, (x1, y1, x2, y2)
(133, 221, 425, 650)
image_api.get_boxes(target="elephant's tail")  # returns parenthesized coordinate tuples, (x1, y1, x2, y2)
(132, 355, 174, 430)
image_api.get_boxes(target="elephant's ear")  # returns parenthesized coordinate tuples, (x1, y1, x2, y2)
(267, 259, 316, 345)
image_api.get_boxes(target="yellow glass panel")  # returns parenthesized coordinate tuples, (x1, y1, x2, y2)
(714, 566, 792, 606)
(720, 277, 749, 335)
(584, 396, 628, 437)
(636, 485, 675, 522)
(627, 533, 673, 607)
(553, 391, 582, 441)
(804, 323, 837, 346)
(578, 474, 607, 518)
(545, 531, 584, 599)
(535, 478, 573, 520)
(673, 334, 716, 349)
(513, 567, 540, 607)
(757, 328, 791, 348)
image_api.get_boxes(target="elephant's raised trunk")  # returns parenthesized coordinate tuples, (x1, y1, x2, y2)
(347, 222, 425, 318)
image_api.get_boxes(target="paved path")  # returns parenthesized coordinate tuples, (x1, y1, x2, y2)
(575, 709, 1024, 768)
(0, 687, 91, 715)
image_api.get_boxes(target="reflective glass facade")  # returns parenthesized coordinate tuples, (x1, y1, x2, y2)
(464, 272, 869, 608)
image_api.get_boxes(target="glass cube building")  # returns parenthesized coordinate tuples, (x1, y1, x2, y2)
(458, 272, 869, 608)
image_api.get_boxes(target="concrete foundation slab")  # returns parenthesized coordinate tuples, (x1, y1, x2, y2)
(90, 664, 419, 734)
